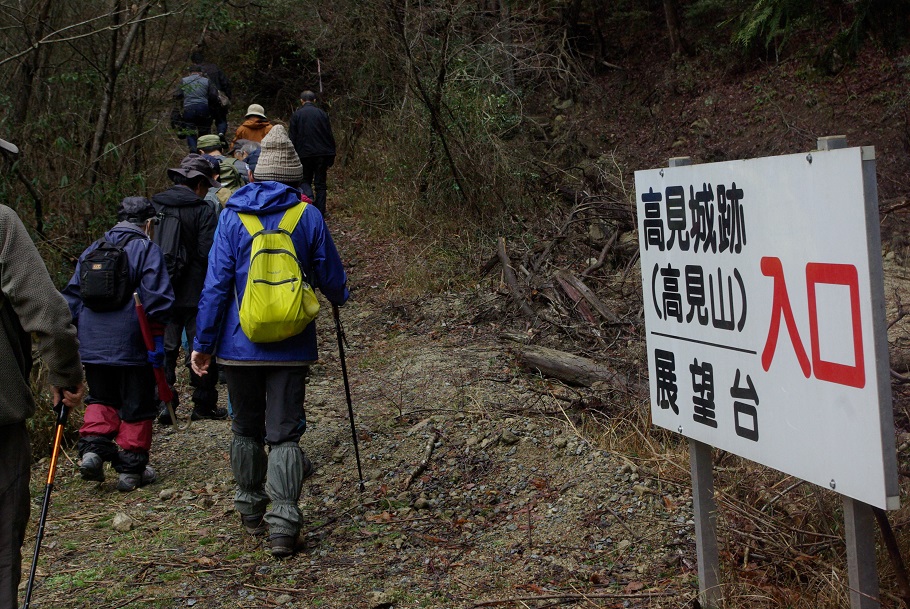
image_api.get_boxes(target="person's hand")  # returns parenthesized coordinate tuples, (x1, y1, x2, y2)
(53, 382, 85, 410)
(147, 335, 165, 368)
(191, 351, 211, 376)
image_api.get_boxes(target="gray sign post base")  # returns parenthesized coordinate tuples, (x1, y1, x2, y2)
(668, 155, 723, 608)
(816, 135, 882, 609)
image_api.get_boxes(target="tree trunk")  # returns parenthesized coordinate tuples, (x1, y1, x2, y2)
(88, 1, 151, 184)
(663, 0, 686, 56)
(496, 0, 515, 91)
(11, 0, 54, 127)
(387, 0, 470, 205)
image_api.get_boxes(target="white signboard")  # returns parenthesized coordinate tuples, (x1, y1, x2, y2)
(635, 147, 898, 509)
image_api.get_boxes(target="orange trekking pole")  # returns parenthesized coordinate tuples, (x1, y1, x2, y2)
(134, 292, 190, 431)
(22, 389, 73, 609)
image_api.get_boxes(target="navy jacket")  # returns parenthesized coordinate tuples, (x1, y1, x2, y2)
(151, 184, 217, 308)
(194, 181, 348, 363)
(288, 103, 336, 159)
(62, 223, 174, 366)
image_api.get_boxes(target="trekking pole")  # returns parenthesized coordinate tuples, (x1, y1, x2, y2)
(22, 388, 73, 609)
(134, 293, 190, 431)
(332, 304, 364, 492)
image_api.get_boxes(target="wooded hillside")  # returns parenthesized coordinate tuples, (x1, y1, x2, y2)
(3, 1, 909, 252)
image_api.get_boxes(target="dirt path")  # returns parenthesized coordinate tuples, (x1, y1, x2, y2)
(21, 214, 696, 609)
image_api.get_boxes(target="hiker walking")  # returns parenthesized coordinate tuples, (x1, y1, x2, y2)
(0, 139, 84, 607)
(198, 153, 229, 215)
(190, 125, 348, 558)
(191, 51, 232, 139)
(288, 90, 336, 216)
(174, 65, 221, 153)
(232, 104, 273, 147)
(230, 139, 259, 183)
(62, 198, 174, 491)
(198, 133, 246, 194)
(152, 155, 226, 423)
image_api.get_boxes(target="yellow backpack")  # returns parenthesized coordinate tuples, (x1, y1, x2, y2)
(237, 202, 320, 343)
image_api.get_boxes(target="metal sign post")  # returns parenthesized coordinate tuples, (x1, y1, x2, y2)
(817, 134, 885, 609)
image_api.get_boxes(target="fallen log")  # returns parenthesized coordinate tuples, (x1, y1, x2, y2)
(515, 343, 636, 389)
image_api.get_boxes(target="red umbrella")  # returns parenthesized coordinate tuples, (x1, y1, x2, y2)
(133, 293, 190, 431)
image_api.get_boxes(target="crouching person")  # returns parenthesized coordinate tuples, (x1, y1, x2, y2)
(62, 197, 174, 492)
(191, 125, 348, 557)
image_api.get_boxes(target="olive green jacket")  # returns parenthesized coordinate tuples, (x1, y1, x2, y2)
(0, 204, 82, 425)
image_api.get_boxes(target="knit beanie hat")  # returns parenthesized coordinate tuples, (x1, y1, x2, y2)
(253, 125, 303, 183)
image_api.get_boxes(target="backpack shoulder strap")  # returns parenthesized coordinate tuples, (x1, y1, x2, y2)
(237, 212, 264, 237)
(277, 202, 307, 234)
(117, 230, 146, 247)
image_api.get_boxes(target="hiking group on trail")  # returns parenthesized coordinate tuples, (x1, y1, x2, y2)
(0, 57, 350, 607)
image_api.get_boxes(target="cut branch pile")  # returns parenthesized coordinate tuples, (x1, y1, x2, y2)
(482, 185, 642, 394)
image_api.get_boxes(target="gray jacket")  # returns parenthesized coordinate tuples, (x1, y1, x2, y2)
(0, 205, 82, 425)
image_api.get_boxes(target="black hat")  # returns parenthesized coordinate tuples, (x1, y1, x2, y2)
(166, 153, 221, 188)
(117, 197, 156, 223)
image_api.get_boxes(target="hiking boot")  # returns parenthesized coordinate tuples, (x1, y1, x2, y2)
(116, 466, 157, 492)
(301, 453, 314, 481)
(191, 406, 228, 421)
(241, 513, 267, 536)
(79, 452, 104, 482)
(269, 534, 296, 558)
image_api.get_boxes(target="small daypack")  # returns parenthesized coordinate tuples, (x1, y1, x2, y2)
(153, 208, 187, 282)
(237, 202, 319, 343)
(80, 234, 142, 312)
(217, 156, 244, 192)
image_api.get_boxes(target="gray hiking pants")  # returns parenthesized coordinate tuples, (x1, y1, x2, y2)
(226, 366, 308, 536)
(0, 423, 30, 609)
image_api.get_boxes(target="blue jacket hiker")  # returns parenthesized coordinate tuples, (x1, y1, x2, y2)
(191, 124, 348, 559)
(62, 197, 174, 492)
(193, 180, 348, 361)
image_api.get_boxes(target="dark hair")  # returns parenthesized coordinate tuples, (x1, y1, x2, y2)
(300, 90, 317, 102)
(190, 50, 204, 63)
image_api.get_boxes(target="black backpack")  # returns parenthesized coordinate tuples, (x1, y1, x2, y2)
(80, 233, 142, 312)
(153, 208, 187, 282)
